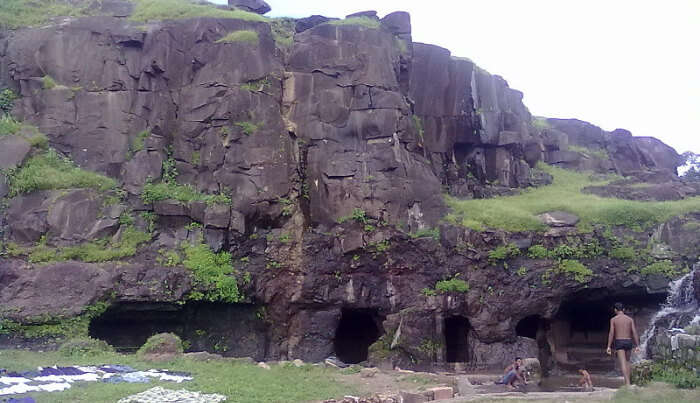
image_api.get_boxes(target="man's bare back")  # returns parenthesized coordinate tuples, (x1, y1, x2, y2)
(606, 303, 639, 385)
(610, 314, 635, 340)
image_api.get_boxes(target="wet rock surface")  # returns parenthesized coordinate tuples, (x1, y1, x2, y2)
(0, 3, 696, 371)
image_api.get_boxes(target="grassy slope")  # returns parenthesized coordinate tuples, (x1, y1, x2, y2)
(0, 0, 267, 29)
(0, 349, 353, 403)
(446, 164, 700, 232)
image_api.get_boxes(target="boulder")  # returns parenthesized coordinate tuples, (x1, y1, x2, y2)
(537, 211, 580, 227)
(0, 135, 31, 170)
(228, 0, 271, 14)
(295, 15, 335, 33)
(380, 11, 411, 35)
(137, 333, 184, 362)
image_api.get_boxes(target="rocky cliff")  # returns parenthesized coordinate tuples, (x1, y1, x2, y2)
(1, 0, 698, 372)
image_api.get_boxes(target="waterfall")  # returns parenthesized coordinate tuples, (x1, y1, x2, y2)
(635, 266, 698, 361)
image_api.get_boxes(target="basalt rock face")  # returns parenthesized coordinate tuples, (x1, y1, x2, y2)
(0, 5, 695, 370)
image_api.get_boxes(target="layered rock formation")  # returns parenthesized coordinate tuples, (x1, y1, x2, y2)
(1, 1, 697, 372)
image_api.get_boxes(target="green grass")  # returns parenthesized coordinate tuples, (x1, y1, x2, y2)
(131, 129, 150, 153)
(446, 163, 700, 232)
(556, 259, 593, 283)
(141, 181, 230, 206)
(0, 0, 95, 29)
(0, 116, 49, 148)
(0, 349, 354, 403)
(568, 144, 610, 160)
(130, 0, 268, 23)
(7, 149, 116, 196)
(327, 16, 380, 29)
(15, 226, 151, 263)
(0, 114, 22, 134)
(216, 30, 259, 45)
(434, 276, 470, 293)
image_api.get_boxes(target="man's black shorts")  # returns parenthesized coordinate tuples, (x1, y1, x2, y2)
(614, 339, 634, 351)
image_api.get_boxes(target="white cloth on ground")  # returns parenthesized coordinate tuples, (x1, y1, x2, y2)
(117, 386, 226, 403)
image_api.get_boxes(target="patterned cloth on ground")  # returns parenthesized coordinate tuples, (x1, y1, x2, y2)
(0, 365, 192, 396)
(117, 387, 226, 403)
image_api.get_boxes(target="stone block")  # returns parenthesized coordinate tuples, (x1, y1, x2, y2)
(426, 387, 453, 400)
(399, 392, 427, 403)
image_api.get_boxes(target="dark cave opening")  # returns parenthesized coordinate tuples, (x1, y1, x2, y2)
(550, 290, 665, 371)
(89, 303, 184, 352)
(88, 302, 268, 358)
(445, 316, 471, 362)
(516, 315, 542, 339)
(334, 309, 381, 364)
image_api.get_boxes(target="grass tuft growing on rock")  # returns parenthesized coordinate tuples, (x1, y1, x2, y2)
(130, 0, 268, 23)
(327, 16, 380, 29)
(7, 149, 116, 196)
(568, 144, 610, 160)
(141, 181, 231, 206)
(446, 163, 700, 232)
(216, 30, 259, 45)
(137, 333, 183, 357)
(17, 226, 152, 263)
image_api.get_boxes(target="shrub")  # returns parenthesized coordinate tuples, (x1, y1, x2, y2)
(609, 246, 636, 260)
(234, 121, 261, 135)
(639, 260, 680, 278)
(137, 332, 183, 357)
(129, 0, 267, 23)
(58, 337, 114, 357)
(648, 361, 699, 389)
(216, 30, 259, 45)
(182, 239, 241, 302)
(527, 245, 549, 259)
(41, 75, 57, 90)
(7, 149, 116, 196)
(0, 88, 17, 114)
(435, 276, 470, 293)
(488, 243, 521, 263)
(338, 208, 369, 224)
(445, 163, 700, 232)
(270, 17, 295, 48)
(556, 259, 593, 283)
(130, 129, 150, 153)
(327, 17, 380, 29)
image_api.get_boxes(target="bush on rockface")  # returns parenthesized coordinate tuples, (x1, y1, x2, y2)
(137, 333, 184, 358)
(58, 337, 114, 357)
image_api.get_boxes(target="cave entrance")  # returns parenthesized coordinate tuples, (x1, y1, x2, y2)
(89, 303, 184, 352)
(334, 309, 381, 364)
(516, 315, 542, 339)
(88, 302, 268, 359)
(445, 316, 471, 362)
(550, 291, 665, 372)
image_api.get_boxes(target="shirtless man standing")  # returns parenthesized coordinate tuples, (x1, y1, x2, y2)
(606, 302, 640, 385)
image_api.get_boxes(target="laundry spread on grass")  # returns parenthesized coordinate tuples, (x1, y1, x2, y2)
(0, 365, 192, 396)
(118, 386, 227, 403)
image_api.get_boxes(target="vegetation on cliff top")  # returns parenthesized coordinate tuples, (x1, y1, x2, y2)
(216, 30, 259, 45)
(130, 0, 267, 23)
(446, 163, 700, 232)
(327, 16, 381, 29)
(0, 0, 268, 29)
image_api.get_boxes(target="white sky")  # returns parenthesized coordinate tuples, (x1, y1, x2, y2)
(216, 0, 700, 154)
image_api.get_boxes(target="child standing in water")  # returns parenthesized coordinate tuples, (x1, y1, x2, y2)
(578, 369, 593, 390)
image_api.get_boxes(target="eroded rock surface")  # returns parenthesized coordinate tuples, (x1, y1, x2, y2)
(0, 3, 696, 371)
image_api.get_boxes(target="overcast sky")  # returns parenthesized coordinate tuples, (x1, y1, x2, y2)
(217, 0, 699, 154)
